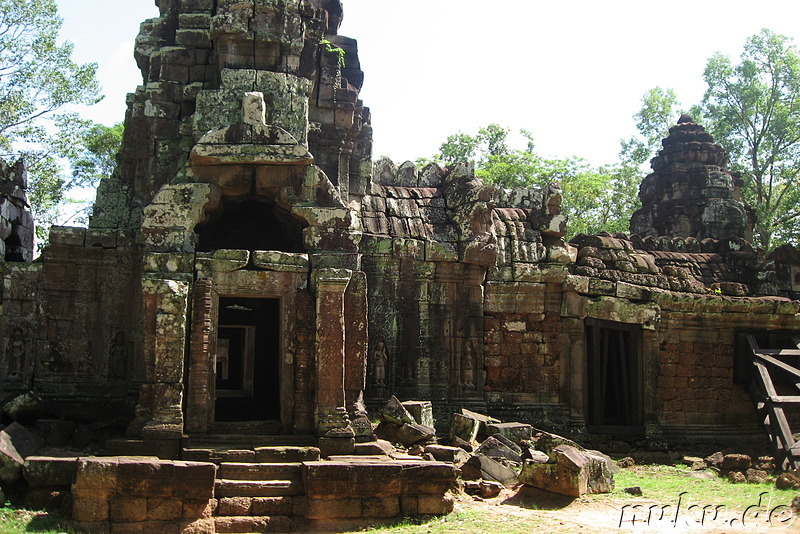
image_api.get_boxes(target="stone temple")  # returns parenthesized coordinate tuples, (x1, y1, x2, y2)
(2, 0, 800, 528)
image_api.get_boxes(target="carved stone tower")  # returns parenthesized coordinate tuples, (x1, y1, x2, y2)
(630, 115, 754, 242)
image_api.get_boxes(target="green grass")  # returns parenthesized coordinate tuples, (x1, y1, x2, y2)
(356, 510, 547, 534)
(607, 464, 796, 510)
(0, 507, 76, 534)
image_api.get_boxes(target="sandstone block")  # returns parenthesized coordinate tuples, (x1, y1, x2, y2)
(418, 493, 454, 515)
(0, 422, 44, 484)
(487, 422, 533, 444)
(73, 496, 110, 522)
(361, 496, 400, 518)
(110, 497, 148, 522)
(216, 496, 251, 516)
(250, 496, 293, 516)
(519, 445, 614, 497)
(306, 497, 362, 519)
(148, 498, 183, 521)
(380, 396, 415, 425)
(462, 455, 518, 486)
(396, 423, 436, 447)
(449, 413, 480, 444)
(476, 436, 522, 463)
(401, 401, 435, 427)
(424, 445, 470, 466)
(24, 456, 77, 487)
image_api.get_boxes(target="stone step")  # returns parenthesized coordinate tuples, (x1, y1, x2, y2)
(214, 515, 292, 533)
(183, 445, 320, 464)
(215, 478, 305, 497)
(217, 462, 302, 481)
(185, 433, 315, 448)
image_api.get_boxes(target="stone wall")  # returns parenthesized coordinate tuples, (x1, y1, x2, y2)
(0, 227, 141, 423)
(71, 457, 217, 534)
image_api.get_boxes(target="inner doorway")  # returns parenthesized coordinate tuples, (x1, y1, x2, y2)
(214, 297, 281, 423)
(586, 319, 643, 432)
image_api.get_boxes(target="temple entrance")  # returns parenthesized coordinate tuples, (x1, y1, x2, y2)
(214, 297, 281, 423)
(586, 319, 643, 432)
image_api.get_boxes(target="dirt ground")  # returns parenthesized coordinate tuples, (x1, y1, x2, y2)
(451, 486, 800, 534)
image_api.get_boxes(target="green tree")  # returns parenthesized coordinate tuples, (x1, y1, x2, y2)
(0, 0, 102, 236)
(619, 87, 682, 168)
(701, 29, 800, 250)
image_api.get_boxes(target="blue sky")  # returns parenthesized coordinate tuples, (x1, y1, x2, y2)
(56, 0, 800, 167)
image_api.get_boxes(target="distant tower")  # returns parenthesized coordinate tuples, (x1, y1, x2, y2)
(630, 115, 753, 241)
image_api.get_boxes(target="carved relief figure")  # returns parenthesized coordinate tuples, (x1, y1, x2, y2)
(461, 340, 477, 390)
(6, 327, 25, 375)
(109, 331, 129, 381)
(243, 91, 267, 126)
(372, 340, 388, 386)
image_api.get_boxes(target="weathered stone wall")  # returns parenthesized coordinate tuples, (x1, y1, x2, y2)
(0, 227, 142, 423)
(71, 457, 217, 534)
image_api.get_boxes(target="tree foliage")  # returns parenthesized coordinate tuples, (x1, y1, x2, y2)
(628, 31, 800, 250)
(431, 125, 640, 236)
(0, 0, 103, 237)
(701, 29, 800, 250)
(619, 87, 682, 168)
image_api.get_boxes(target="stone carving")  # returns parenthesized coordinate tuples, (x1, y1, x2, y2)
(242, 92, 267, 126)
(5, 327, 25, 375)
(371, 340, 388, 386)
(109, 331, 129, 381)
(461, 340, 477, 391)
(630, 115, 753, 241)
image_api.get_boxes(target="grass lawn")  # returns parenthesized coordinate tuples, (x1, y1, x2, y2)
(0, 507, 75, 534)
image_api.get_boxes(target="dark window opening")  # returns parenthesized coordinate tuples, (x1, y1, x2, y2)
(5, 227, 23, 262)
(215, 297, 281, 422)
(586, 319, 643, 431)
(196, 198, 305, 253)
(735, 331, 800, 386)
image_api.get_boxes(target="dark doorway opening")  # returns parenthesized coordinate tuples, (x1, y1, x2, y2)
(215, 297, 281, 422)
(586, 319, 643, 432)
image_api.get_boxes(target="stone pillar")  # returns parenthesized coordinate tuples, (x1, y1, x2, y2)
(313, 268, 355, 455)
(135, 276, 190, 441)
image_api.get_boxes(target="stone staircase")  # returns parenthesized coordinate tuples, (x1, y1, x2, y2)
(181, 435, 319, 533)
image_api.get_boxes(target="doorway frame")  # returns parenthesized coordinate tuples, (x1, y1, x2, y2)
(584, 318, 645, 434)
(185, 266, 308, 435)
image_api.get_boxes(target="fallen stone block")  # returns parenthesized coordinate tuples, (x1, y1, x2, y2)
(479, 480, 504, 498)
(402, 401, 434, 428)
(476, 436, 522, 463)
(490, 432, 522, 453)
(518, 444, 614, 497)
(462, 455, 519, 486)
(452, 436, 473, 452)
(461, 409, 499, 440)
(397, 423, 436, 447)
(522, 448, 550, 464)
(533, 429, 582, 460)
(381, 396, 415, 425)
(449, 413, 480, 444)
(487, 422, 532, 445)
(3, 392, 49, 425)
(0, 422, 44, 484)
(354, 440, 395, 455)
(424, 445, 470, 466)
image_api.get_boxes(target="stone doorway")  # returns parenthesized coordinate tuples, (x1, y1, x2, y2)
(585, 319, 644, 432)
(214, 296, 281, 423)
